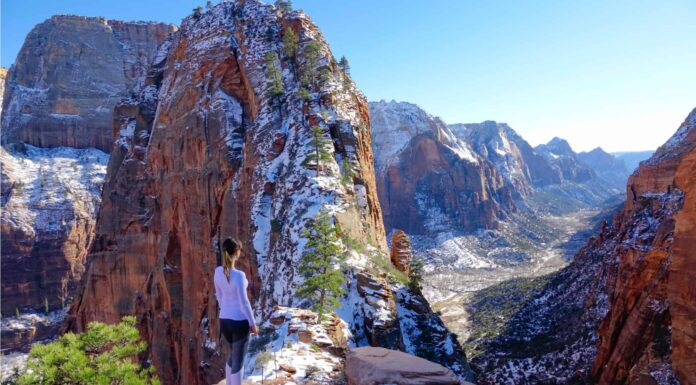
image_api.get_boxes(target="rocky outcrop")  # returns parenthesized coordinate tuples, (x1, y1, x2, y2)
(0, 143, 108, 351)
(69, 3, 466, 384)
(1, 15, 175, 152)
(590, 107, 696, 385)
(390, 230, 412, 275)
(370, 101, 515, 235)
(473, 107, 696, 385)
(345, 347, 467, 385)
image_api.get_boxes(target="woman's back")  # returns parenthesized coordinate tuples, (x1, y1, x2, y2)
(214, 266, 255, 325)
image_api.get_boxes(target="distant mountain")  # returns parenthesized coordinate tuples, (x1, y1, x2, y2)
(535, 137, 595, 183)
(369, 101, 626, 346)
(370, 100, 515, 235)
(612, 150, 654, 173)
(578, 147, 630, 189)
(462, 121, 560, 196)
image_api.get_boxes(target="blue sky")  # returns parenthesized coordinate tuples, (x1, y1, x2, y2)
(2, 0, 695, 152)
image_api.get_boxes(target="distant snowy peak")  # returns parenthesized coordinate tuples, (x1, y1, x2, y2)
(369, 100, 478, 170)
(460, 120, 537, 194)
(535, 137, 577, 159)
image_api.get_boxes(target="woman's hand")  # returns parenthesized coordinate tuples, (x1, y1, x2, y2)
(250, 324, 258, 336)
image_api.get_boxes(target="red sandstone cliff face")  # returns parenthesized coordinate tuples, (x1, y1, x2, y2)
(67, 3, 467, 384)
(0, 17, 170, 352)
(369, 101, 515, 235)
(591, 108, 696, 385)
(472, 108, 696, 385)
(1, 16, 174, 152)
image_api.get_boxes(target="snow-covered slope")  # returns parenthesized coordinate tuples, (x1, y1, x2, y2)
(370, 100, 478, 172)
(1, 144, 108, 349)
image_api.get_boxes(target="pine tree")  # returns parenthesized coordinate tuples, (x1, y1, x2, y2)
(338, 56, 350, 76)
(274, 0, 292, 14)
(17, 316, 160, 385)
(282, 27, 298, 61)
(264, 51, 284, 107)
(303, 125, 332, 176)
(206, 1, 214, 10)
(298, 209, 346, 321)
(302, 42, 323, 91)
(408, 258, 424, 291)
(340, 158, 354, 185)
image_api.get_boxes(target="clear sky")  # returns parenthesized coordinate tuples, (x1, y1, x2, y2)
(2, 0, 695, 152)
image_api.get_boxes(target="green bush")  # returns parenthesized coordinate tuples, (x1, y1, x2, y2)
(16, 316, 160, 385)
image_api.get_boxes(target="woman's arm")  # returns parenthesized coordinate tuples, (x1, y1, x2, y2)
(236, 273, 256, 327)
(214, 269, 223, 305)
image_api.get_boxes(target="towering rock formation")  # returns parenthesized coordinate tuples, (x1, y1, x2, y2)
(578, 147, 630, 190)
(370, 101, 515, 235)
(0, 16, 172, 351)
(69, 3, 470, 384)
(1, 15, 175, 152)
(473, 107, 696, 385)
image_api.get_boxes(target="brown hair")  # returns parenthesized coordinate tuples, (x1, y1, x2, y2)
(221, 238, 242, 281)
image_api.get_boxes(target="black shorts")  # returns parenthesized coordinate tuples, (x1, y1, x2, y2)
(220, 318, 250, 373)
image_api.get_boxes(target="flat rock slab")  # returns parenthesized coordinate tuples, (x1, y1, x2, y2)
(345, 346, 466, 385)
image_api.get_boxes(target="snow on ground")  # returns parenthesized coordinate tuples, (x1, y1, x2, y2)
(1, 143, 108, 235)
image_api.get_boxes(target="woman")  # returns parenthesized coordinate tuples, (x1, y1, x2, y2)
(214, 238, 258, 385)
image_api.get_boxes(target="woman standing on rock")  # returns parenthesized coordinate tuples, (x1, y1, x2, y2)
(214, 238, 258, 385)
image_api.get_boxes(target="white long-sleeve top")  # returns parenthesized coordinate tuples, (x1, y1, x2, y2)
(214, 266, 256, 326)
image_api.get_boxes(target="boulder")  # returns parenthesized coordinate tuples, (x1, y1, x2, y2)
(345, 347, 465, 385)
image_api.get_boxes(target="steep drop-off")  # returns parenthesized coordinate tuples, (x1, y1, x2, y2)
(473, 107, 696, 385)
(0, 16, 171, 352)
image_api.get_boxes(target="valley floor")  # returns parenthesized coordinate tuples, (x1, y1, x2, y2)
(416, 204, 615, 354)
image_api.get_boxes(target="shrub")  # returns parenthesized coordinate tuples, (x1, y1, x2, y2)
(16, 316, 160, 385)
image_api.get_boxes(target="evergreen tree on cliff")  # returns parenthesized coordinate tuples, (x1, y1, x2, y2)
(298, 209, 346, 321)
(304, 125, 332, 176)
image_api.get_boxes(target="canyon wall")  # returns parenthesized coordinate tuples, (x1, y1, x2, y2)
(1, 16, 174, 152)
(68, 3, 469, 384)
(1, 16, 171, 350)
(473, 107, 696, 385)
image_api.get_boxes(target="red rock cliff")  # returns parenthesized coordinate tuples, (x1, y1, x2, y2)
(591, 108, 696, 385)
(70, 2, 394, 384)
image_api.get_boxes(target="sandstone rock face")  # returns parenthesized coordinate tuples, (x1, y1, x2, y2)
(390, 230, 412, 275)
(473, 107, 696, 385)
(1, 16, 175, 152)
(370, 101, 515, 235)
(69, 3, 467, 384)
(590, 107, 696, 385)
(0, 144, 108, 349)
(345, 346, 467, 385)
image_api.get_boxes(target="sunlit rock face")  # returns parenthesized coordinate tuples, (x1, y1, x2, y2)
(472, 107, 696, 385)
(0, 16, 172, 352)
(1, 15, 175, 152)
(69, 3, 471, 384)
(370, 100, 516, 235)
